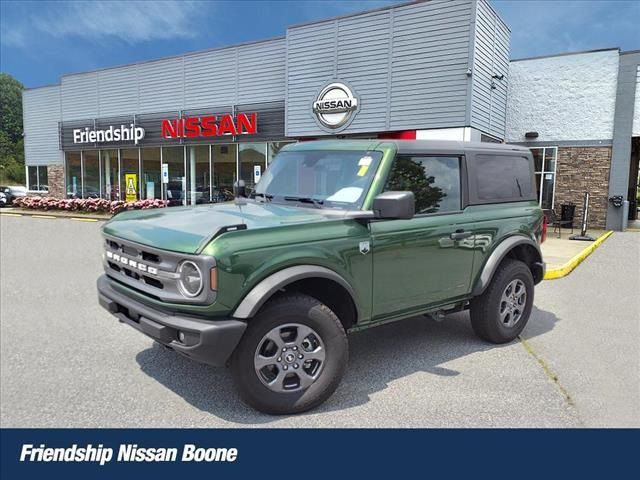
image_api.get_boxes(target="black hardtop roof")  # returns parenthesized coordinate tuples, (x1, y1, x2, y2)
(390, 139, 532, 155)
(288, 139, 532, 155)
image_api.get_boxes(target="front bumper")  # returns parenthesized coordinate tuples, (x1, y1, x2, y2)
(97, 275, 246, 366)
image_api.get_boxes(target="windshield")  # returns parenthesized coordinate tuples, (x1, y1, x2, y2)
(254, 149, 383, 210)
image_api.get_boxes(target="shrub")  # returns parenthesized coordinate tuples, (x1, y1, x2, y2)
(13, 196, 168, 215)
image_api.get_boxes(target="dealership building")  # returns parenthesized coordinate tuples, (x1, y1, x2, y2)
(21, 0, 640, 229)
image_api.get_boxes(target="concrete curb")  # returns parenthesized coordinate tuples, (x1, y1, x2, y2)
(544, 231, 614, 280)
(0, 209, 109, 221)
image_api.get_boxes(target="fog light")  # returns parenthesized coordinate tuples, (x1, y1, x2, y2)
(178, 331, 186, 343)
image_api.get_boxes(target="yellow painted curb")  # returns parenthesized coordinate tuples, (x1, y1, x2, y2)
(626, 228, 640, 232)
(30, 214, 57, 219)
(70, 217, 98, 222)
(544, 230, 614, 280)
(0, 213, 23, 217)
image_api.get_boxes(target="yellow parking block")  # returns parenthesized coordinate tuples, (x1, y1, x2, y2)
(71, 217, 99, 222)
(30, 215, 57, 219)
(0, 213, 23, 217)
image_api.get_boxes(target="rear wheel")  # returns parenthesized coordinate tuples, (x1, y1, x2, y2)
(230, 293, 348, 414)
(470, 259, 534, 343)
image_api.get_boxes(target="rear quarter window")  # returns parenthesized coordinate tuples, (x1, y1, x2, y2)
(472, 154, 535, 203)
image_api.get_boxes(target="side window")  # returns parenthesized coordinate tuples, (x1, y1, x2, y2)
(475, 154, 534, 201)
(384, 156, 461, 214)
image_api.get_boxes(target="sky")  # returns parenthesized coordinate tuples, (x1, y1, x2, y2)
(1, 0, 639, 88)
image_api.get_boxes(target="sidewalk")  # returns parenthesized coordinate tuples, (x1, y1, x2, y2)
(541, 229, 607, 270)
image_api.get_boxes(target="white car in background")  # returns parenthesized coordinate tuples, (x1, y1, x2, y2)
(0, 186, 28, 206)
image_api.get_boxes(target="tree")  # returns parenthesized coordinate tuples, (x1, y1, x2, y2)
(385, 157, 445, 214)
(0, 73, 25, 184)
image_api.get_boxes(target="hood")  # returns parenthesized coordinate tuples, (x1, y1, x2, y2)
(102, 201, 337, 254)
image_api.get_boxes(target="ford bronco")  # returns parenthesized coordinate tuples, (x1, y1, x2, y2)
(97, 140, 545, 414)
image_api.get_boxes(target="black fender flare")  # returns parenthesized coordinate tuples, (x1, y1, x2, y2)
(232, 265, 359, 319)
(472, 235, 544, 295)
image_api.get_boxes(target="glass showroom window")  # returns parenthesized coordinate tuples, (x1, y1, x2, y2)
(120, 149, 140, 202)
(65, 152, 82, 198)
(239, 143, 267, 196)
(162, 146, 186, 206)
(82, 150, 100, 198)
(186, 145, 211, 205)
(267, 141, 294, 165)
(531, 147, 557, 210)
(212, 144, 236, 202)
(101, 149, 119, 200)
(141, 147, 161, 200)
(27, 166, 48, 192)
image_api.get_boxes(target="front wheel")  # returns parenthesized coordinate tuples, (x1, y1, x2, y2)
(230, 293, 348, 414)
(470, 259, 534, 344)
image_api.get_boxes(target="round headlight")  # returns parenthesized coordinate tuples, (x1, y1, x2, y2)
(177, 261, 203, 298)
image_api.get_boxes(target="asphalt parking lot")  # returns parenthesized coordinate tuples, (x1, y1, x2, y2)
(1, 215, 638, 427)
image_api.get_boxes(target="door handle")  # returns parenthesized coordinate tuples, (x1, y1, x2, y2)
(450, 229, 473, 240)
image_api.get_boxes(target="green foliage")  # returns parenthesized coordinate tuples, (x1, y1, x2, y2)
(0, 73, 25, 184)
(385, 157, 445, 214)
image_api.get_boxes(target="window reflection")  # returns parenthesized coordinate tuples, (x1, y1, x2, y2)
(101, 149, 119, 200)
(239, 143, 266, 196)
(385, 156, 460, 214)
(212, 144, 236, 202)
(163, 146, 185, 207)
(83, 150, 100, 198)
(187, 146, 210, 205)
(66, 152, 82, 198)
(142, 148, 161, 200)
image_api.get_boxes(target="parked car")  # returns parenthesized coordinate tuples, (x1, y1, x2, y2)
(0, 186, 28, 206)
(97, 140, 546, 414)
(0, 191, 7, 207)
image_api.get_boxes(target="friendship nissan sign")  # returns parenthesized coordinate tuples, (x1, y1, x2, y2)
(73, 124, 145, 145)
(161, 112, 257, 139)
(312, 81, 359, 131)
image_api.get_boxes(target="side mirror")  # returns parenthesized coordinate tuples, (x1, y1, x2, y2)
(373, 191, 414, 219)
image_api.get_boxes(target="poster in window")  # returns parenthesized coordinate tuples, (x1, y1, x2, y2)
(125, 173, 138, 202)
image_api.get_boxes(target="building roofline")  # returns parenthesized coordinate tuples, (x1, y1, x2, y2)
(510, 47, 620, 63)
(23, 83, 61, 92)
(287, 0, 414, 29)
(59, 35, 285, 80)
(479, 0, 511, 33)
(620, 49, 640, 56)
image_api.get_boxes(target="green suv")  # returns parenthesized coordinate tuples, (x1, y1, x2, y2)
(97, 140, 545, 414)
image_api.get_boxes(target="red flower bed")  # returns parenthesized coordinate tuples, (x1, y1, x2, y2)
(13, 196, 168, 215)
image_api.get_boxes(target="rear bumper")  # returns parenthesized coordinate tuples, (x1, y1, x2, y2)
(97, 275, 246, 366)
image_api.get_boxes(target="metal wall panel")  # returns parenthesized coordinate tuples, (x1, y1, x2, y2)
(97, 66, 139, 117)
(184, 48, 237, 108)
(238, 40, 287, 104)
(22, 86, 63, 166)
(286, 0, 475, 137)
(61, 72, 98, 120)
(138, 57, 184, 113)
(470, 0, 510, 139)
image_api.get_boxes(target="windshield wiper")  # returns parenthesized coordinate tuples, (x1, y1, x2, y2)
(284, 196, 324, 209)
(251, 192, 274, 202)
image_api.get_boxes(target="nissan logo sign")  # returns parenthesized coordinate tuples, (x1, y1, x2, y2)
(312, 81, 359, 131)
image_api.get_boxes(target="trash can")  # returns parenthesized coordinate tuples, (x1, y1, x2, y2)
(561, 203, 576, 228)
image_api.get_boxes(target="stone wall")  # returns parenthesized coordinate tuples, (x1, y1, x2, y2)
(554, 146, 612, 229)
(46, 164, 65, 199)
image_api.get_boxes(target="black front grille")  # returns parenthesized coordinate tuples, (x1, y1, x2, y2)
(103, 234, 216, 305)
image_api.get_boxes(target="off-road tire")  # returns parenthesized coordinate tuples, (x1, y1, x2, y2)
(230, 293, 348, 414)
(470, 258, 534, 344)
